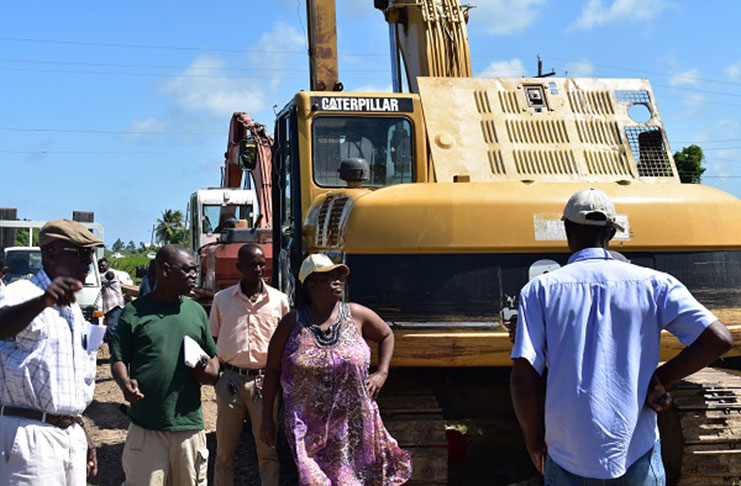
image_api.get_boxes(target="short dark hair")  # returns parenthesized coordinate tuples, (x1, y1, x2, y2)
(237, 243, 264, 265)
(155, 244, 191, 267)
(99, 257, 108, 264)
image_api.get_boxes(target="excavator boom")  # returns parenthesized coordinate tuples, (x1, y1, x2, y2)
(306, 0, 342, 91)
(377, 0, 472, 92)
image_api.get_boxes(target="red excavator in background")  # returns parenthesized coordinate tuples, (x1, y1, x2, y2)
(189, 112, 274, 307)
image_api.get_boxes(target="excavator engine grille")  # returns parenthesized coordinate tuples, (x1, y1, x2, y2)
(418, 77, 679, 183)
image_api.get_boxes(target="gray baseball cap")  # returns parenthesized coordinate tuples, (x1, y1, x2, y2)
(562, 188, 625, 232)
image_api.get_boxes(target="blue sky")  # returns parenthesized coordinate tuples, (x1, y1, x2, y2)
(2, 0, 740, 245)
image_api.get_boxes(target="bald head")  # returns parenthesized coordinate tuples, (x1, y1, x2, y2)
(236, 243, 266, 285)
(237, 243, 264, 265)
(152, 244, 197, 299)
(155, 244, 192, 267)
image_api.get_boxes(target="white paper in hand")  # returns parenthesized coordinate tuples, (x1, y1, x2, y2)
(85, 322, 107, 352)
(183, 335, 209, 368)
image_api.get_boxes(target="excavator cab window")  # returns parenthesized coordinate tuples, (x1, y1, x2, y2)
(313, 116, 414, 187)
(202, 204, 253, 234)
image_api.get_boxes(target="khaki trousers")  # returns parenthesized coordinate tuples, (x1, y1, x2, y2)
(121, 423, 208, 486)
(0, 415, 87, 486)
(214, 370, 279, 486)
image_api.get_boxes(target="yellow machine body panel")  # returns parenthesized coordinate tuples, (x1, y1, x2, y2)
(417, 77, 678, 184)
(280, 85, 741, 368)
(327, 182, 741, 253)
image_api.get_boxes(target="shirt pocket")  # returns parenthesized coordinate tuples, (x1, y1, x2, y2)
(13, 321, 49, 352)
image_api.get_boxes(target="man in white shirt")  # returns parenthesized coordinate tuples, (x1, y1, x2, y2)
(0, 219, 104, 485)
(99, 257, 125, 340)
(210, 244, 289, 486)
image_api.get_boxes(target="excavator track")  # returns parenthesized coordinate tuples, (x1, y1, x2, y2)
(659, 368, 741, 485)
(377, 392, 448, 485)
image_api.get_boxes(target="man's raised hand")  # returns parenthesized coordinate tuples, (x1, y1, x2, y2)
(42, 277, 83, 307)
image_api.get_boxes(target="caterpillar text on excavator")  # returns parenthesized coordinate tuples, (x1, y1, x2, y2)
(255, 1, 741, 483)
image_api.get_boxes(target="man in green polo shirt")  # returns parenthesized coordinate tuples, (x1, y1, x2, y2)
(110, 245, 219, 486)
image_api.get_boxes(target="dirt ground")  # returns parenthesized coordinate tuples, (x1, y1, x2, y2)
(84, 346, 539, 486)
(84, 346, 299, 486)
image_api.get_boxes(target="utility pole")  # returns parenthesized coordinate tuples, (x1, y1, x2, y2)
(535, 54, 556, 78)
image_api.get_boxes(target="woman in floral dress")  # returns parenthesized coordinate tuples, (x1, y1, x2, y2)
(260, 254, 412, 486)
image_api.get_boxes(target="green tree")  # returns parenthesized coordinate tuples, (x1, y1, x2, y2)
(674, 144, 706, 184)
(112, 238, 124, 252)
(126, 241, 136, 252)
(15, 228, 39, 246)
(155, 210, 186, 245)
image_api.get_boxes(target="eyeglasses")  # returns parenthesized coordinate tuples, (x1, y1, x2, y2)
(171, 264, 198, 277)
(55, 247, 94, 260)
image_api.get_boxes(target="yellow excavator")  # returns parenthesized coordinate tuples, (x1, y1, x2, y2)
(264, 1, 741, 483)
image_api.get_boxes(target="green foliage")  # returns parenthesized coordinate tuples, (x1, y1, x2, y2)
(674, 144, 706, 184)
(112, 238, 124, 252)
(110, 255, 151, 284)
(155, 209, 187, 246)
(15, 227, 39, 246)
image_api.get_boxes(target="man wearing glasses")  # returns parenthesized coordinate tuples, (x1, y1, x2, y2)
(0, 219, 103, 485)
(110, 244, 219, 486)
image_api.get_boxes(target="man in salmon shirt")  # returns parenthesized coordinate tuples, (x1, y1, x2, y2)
(210, 243, 290, 486)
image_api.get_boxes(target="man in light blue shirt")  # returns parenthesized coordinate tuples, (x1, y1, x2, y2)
(510, 188, 733, 485)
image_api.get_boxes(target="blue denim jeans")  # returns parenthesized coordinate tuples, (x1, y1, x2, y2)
(103, 306, 123, 343)
(545, 441, 665, 486)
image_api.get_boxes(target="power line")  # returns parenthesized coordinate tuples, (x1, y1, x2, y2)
(0, 36, 305, 54)
(670, 139, 741, 144)
(0, 66, 309, 80)
(0, 36, 388, 57)
(0, 57, 386, 73)
(652, 83, 741, 99)
(0, 127, 222, 135)
(651, 93, 741, 109)
(542, 55, 741, 88)
(3, 63, 738, 109)
(0, 149, 197, 154)
(0, 65, 394, 80)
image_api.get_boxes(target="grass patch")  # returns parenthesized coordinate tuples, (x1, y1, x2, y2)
(110, 256, 150, 284)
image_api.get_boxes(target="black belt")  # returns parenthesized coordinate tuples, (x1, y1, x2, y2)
(222, 363, 264, 377)
(0, 405, 83, 429)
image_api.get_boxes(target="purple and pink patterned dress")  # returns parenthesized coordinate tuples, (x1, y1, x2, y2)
(281, 302, 412, 486)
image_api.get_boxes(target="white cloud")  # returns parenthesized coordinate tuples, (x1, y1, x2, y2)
(250, 22, 305, 66)
(470, 0, 547, 35)
(478, 58, 527, 78)
(725, 61, 741, 80)
(669, 68, 700, 87)
(249, 21, 306, 92)
(571, 0, 674, 30)
(159, 22, 304, 119)
(564, 57, 595, 77)
(123, 117, 169, 143)
(161, 55, 267, 118)
(680, 92, 705, 116)
(682, 119, 739, 180)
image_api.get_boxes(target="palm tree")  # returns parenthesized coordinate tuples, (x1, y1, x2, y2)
(155, 210, 185, 245)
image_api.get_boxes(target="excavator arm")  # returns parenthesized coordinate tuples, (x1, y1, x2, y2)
(223, 112, 274, 228)
(376, 0, 472, 93)
(304, 0, 471, 94)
